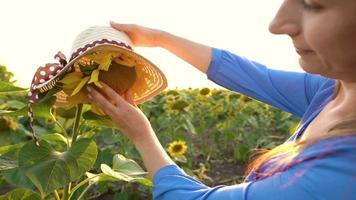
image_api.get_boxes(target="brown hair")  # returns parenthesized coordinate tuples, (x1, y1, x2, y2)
(245, 81, 356, 180)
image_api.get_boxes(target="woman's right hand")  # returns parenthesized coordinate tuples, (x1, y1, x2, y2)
(110, 21, 212, 74)
(110, 21, 161, 47)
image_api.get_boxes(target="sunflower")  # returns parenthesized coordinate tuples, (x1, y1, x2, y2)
(199, 88, 212, 96)
(57, 51, 137, 115)
(166, 140, 187, 157)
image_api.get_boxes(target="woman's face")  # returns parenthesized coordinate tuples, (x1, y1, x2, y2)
(269, 0, 356, 82)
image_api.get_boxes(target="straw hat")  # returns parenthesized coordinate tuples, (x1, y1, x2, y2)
(28, 26, 167, 105)
(27, 26, 167, 146)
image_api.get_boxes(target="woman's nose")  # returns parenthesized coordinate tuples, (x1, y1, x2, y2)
(268, 1, 300, 37)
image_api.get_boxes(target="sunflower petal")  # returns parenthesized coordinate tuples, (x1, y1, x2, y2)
(71, 76, 90, 96)
(88, 69, 100, 84)
(59, 72, 83, 85)
(93, 81, 103, 88)
(98, 54, 112, 71)
(66, 90, 88, 108)
(91, 102, 106, 116)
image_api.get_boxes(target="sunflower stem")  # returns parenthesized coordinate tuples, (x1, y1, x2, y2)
(71, 104, 83, 145)
(54, 190, 60, 200)
(62, 183, 71, 200)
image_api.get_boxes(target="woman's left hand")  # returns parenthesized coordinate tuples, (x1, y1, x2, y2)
(86, 83, 174, 177)
(86, 83, 153, 143)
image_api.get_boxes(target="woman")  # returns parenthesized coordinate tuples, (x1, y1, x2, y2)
(86, 0, 356, 199)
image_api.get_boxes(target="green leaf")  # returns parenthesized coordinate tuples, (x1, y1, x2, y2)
(18, 139, 97, 196)
(112, 154, 148, 177)
(173, 155, 187, 163)
(85, 154, 152, 188)
(5, 100, 26, 110)
(101, 164, 131, 180)
(0, 143, 23, 155)
(234, 145, 250, 162)
(0, 188, 41, 200)
(184, 118, 197, 135)
(0, 96, 56, 119)
(40, 133, 68, 145)
(98, 154, 152, 187)
(0, 81, 27, 94)
(101, 164, 146, 183)
(1, 168, 34, 189)
(0, 156, 17, 171)
(55, 107, 76, 118)
(0, 143, 33, 189)
(101, 129, 121, 145)
(82, 111, 117, 129)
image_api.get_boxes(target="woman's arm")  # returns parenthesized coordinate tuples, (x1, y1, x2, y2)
(110, 21, 212, 73)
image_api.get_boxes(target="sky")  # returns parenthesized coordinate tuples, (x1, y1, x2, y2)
(0, 0, 302, 89)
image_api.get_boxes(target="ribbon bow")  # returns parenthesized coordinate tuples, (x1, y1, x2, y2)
(27, 52, 68, 147)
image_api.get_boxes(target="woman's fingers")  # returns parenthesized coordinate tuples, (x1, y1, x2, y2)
(96, 82, 126, 107)
(87, 86, 116, 116)
(124, 88, 136, 107)
(110, 21, 131, 32)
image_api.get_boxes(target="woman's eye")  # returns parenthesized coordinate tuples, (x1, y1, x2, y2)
(301, 0, 322, 11)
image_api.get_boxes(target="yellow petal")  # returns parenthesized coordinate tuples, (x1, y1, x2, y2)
(88, 69, 100, 84)
(91, 102, 106, 116)
(71, 76, 90, 96)
(66, 90, 88, 107)
(98, 54, 112, 71)
(59, 72, 83, 85)
(87, 69, 103, 88)
(93, 81, 103, 88)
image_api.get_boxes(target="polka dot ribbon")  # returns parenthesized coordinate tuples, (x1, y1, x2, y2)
(27, 52, 68, 147)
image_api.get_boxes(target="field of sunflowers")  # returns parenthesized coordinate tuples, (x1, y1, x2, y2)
(0, 65, 299, 199)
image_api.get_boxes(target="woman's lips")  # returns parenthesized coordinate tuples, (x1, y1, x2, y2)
(296, 48, 315, 55)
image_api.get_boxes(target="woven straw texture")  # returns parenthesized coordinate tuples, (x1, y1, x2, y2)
(51, 26, 167, 106)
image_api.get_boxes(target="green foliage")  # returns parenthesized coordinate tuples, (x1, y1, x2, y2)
(0, 81, 26, 95)
(18, 139, 97, 196)
(0, 67, 299, 199)
(0, 65, 15, 83)
(0, 188, 41, 200)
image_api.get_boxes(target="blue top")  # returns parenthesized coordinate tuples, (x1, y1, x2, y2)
(152, 48, 356, 200)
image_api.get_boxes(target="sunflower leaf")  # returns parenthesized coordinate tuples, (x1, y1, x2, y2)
(0, 81, 27, 95)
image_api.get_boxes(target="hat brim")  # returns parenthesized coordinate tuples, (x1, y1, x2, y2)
(51, 44, 167, 106)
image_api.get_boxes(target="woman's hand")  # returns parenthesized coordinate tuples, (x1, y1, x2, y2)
(86, 83, 152, 142)
(86, 82, 174, 177)
(110, 21, 161, 47)
(110, 21, 212, 73)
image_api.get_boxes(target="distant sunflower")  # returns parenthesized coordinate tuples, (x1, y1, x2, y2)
(167, 140, 187, 157)
(199, 88, 211, 96)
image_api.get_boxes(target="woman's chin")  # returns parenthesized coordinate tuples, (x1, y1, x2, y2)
(298, 58, 323, 75)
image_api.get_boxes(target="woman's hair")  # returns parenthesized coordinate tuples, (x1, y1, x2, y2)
(245, 81, 356, 180)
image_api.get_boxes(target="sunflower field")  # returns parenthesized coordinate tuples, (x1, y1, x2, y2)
(0, 65, 299, 199)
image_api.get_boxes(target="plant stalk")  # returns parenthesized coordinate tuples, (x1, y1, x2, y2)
(71, 104, 83, 145)
(62, 183, 71, 200)
(54, 190, 61, 200)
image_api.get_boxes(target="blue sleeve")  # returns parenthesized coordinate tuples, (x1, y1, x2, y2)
(207, 48, 327, 118)
(152, 137, 356, 200)
(152, 164, 250, 200)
